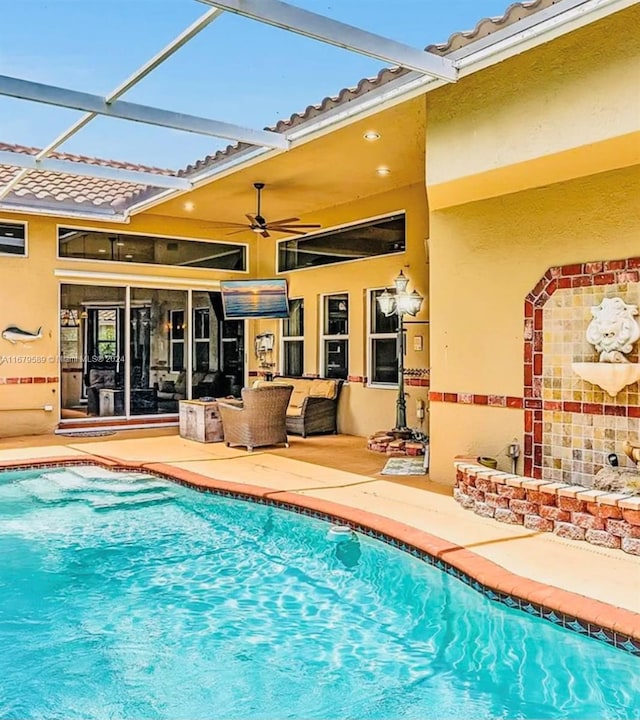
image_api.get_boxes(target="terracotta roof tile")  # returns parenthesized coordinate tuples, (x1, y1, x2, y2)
(426, 0, 556, 55)
(0, 142, 175, 211)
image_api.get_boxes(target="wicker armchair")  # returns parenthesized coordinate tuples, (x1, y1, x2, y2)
(217, 385, 293, 452)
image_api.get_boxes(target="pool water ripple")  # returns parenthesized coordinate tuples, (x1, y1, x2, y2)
(0, 466, 638, 720)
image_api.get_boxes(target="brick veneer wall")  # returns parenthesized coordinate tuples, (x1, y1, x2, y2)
(454, 461, 640, 556)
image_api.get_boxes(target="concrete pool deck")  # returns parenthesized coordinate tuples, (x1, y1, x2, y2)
(0, 430, 638, 632)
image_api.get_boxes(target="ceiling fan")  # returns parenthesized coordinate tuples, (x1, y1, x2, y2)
(207, 183, 321, 238)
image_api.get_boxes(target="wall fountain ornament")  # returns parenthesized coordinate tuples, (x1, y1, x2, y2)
(572, 297, 640, 396)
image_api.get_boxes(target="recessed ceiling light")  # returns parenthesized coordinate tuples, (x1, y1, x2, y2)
(184, 201, 195, 212)
(376, 166, 391, 176)
(363, 131, 380, 141)
(98, 248, 106, 253)
(116, 241, 125, 247)
(125, 254, 133, 259)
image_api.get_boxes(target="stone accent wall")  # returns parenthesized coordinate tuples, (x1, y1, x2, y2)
(523, 257, 640, 479)
(454, 461, 640, 555)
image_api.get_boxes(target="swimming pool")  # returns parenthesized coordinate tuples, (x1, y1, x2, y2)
(0, 465, 637, 720)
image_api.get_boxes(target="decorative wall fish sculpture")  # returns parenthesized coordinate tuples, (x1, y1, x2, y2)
(1, 326, 43, 344)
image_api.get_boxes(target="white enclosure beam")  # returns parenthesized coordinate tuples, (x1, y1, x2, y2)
(108, 7, 224, 107)
(0, 75, 289, 149)
(199, 0, 457, 82)
(0, 150, 191, 189)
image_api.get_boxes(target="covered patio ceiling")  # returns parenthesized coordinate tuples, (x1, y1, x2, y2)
(0, 0, 630, 223)
(146, 98, 427, 230)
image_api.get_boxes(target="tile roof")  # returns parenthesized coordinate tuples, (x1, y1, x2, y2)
(426, 0, 556, 55)
(0, 142, 174, 213)
(0, 0, 553, 214)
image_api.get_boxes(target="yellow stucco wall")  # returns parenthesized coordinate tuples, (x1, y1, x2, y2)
(427, 165, 640, 483)
(424, 5, 640, 483)
(426, 5, 640, 207)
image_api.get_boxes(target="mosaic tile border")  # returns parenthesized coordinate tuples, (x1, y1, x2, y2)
(0, 456, 638, 655)
(0, 376, 59, 384)
(429, 394, 640, 418)
(429, 391, 523, 408)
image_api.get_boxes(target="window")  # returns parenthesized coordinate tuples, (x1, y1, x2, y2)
(0, 221, 26, 256)
(193, 307, 210, 371)
(282, 298, 304, 377)
(321, 294, 348, 380)
(278, 213, 405, 272)
(58, 227, 247, 271)
(169, 310, 185, 372)
(368, 289, 399, 385)
(95, 309, 118, 359)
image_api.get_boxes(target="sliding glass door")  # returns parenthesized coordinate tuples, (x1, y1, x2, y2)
(60, 284, 245, 421)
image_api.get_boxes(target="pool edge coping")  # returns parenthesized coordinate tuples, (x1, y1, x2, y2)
(2, 454, 639, 654)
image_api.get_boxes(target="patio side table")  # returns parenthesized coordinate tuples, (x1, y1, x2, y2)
(179, 399, 224, 443)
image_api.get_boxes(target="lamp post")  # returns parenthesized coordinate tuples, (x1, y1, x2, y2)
(377, 270, 424, 434)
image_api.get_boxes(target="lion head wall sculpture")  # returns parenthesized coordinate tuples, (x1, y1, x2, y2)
(585, 296, 640, 363)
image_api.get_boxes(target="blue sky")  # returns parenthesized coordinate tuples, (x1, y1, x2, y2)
(0, 0, 511, 169)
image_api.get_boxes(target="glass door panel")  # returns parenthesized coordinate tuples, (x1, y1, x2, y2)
(60, 284, 125, 419)
(131, 287, 187, 415)
(191, 291, 225, 399)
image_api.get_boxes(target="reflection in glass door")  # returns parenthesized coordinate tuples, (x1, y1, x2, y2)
(130, 288, 187, 415)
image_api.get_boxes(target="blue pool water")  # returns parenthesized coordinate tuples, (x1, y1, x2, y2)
(0, 466, 637, 720)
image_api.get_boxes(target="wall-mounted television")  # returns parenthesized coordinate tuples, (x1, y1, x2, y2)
(220, 278, 290, 319)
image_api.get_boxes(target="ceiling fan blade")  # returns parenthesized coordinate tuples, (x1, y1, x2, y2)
(269, 224, 321, 230)
(260, 230, 270, 238)
(246, 213, 258, 224)
(226, 228, 251, 236)
(269, 217, 300, 225)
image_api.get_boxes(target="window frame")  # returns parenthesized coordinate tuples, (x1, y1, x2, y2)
(280, 297, 304, 377)
(0, 219, 28, 258)
(193, 306, 210, 371)
(367, 287, 399, 389)
(276, 211, 405, 274)
(319, 292, 349, 380)
(169, 309, 186, 373)
(56, 224, 249, 273)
